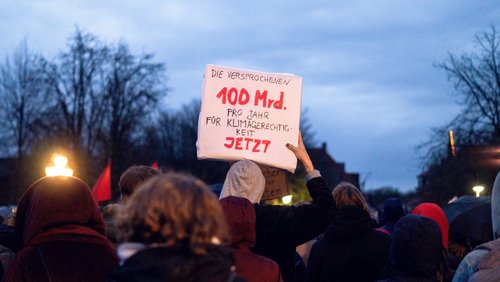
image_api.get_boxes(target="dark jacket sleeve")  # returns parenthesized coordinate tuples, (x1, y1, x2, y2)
(254, 175, 336, 247)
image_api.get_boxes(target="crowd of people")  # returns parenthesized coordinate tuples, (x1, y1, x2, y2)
(0, 132, 498, 282)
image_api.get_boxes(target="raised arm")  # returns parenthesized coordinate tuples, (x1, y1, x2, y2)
(286, 132, 314, 173)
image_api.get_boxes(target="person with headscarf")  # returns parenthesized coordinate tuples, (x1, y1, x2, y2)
(379, 198, 406, 236)
(307, 182, 391, 282)
(3, 176, 119, 282)
(219, 133, 336, 282)
(221, 195, 283, 282)
(110, 173, 244, 282)
(377, 214, 445, 282)
(453, 171, 500, 282)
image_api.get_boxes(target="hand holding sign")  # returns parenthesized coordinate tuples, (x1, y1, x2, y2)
(286, 132, 314, 173)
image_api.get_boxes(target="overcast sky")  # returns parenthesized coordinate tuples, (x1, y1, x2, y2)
(1, 1, 499, 191)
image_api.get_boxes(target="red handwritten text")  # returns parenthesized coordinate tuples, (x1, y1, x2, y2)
(223, 137, 271, 153)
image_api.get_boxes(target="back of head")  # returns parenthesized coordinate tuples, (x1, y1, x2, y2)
(332, 182, 368, 211)
(493, 171, 500, 239)
(119, 165, 161, 202)
(15, 176, 105, 247)
(412, 203, 449, 249)
(117, 173, 229, 255)
(219, 160, 265, 204)
(390, 214, 443, 279)
(220, 196, 256, 247)
(380, 197, 405, 224)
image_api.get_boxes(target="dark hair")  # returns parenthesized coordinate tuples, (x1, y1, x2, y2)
(119, 165, 160, 201)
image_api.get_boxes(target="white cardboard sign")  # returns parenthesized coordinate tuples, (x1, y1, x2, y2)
(197, 65, 302, 172)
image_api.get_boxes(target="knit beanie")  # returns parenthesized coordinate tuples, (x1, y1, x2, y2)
(219, 160, 265, 204)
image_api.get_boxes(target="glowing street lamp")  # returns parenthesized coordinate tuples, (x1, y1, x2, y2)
(45, 154, 73, 177)
(472, 185, 485, 197)
(282, 195, 292, 205)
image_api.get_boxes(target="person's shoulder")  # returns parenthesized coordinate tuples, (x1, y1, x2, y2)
(253, 203, 293, 215)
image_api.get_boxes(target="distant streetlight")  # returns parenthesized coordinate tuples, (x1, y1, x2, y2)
(472, 185, 485, 197)
(282, 195, 292, 205)
(45, 154, 73, 177)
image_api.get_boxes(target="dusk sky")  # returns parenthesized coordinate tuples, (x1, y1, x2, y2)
(1, 1, 499, 191)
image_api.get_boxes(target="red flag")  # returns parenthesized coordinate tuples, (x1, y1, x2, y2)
(92, 160, 111, 203)
(151, 161, 159, 170)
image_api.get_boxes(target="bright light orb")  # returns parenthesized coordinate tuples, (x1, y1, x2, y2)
(45, 154, 73, 177)
(53, 156, 68, 168)
(472, 185, 485, 197)
(282, 195, 292, 205)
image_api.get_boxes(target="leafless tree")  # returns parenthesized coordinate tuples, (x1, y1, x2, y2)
(437, 25, 500, 145)
(0, 40, 48, 159)
(44, 28, 109, 161)
(417, 26, 500, 203)
(102, 42, 167, 160)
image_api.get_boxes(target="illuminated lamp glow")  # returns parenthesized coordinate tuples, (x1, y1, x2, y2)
(282, 195, 292, 205)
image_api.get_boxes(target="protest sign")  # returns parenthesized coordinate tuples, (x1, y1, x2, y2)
(260, 165, 289, 201)
(197, 65, 302, 172)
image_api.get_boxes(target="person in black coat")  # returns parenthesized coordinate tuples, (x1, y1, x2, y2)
(219, 133, 337, 282)
(307, 182, 391, 282)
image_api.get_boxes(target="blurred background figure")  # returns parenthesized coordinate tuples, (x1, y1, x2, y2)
(379, 198, 406, 236)
(110, 173, 243, 282)
(3, 176, 119, 282)
(118, 165, 161, 204)
(307, 182, 391, 282)
(101, 203, 120, 248)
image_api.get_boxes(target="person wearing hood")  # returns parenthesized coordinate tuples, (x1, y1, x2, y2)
(221, 196, 283, 282)
(219, 132, 336, 282)
(453, 171, 500, 282)
(307, 182, 391, 282)
(379, 197, 406, 236)
(377, 214, 445, 282)
(412, 203, 453, 281)
(3, 176, 119, 282)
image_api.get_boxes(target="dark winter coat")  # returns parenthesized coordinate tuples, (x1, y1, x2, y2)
(2, 176, 119, 282)
(221, 196, 283, 282)
(252, 176, 336, 282)
(109, 243, 244, 282)
(307, 206, 391, 282)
